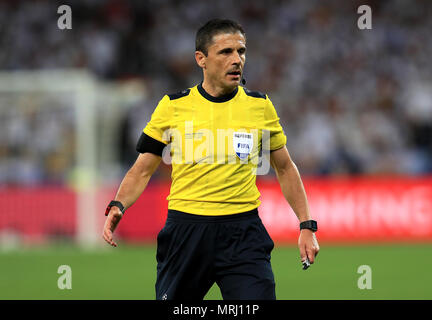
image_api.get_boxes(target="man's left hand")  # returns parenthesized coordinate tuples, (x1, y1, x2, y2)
(298, 229, 320, 265)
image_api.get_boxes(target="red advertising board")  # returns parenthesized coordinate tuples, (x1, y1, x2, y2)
(0, 187, 76, 243)
(257, 177, 432, 243)
(1, 177, 431, 244)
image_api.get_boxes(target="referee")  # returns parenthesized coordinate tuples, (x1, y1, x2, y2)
(103, 19, 319, 300)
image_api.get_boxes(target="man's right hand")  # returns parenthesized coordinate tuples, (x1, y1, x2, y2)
(102, 207, 123, 247)
(101, 153, 162, 247)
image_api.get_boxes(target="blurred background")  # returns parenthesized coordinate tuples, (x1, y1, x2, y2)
(0, 0, 431, 299)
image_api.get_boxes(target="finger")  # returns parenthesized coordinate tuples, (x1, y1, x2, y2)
(314, 245, 320, 257)
(307, 244, 320, 263)
(103, 229, 115, 246)
(306, 248, 315, 264)
(102, 230, 111, 244)
(103, 235, 117, 247)
(299, 244, 307, 263)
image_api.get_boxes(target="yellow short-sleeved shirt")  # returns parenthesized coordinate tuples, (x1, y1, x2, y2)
(143, 84, 286, 216)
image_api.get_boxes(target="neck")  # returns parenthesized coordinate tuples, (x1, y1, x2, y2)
(201, 79, 236, 97)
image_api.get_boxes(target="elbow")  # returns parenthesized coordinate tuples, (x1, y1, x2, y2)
(276, 159, 298, 177)
(128, 153, 161, 180)
(127, 163, 153, 181)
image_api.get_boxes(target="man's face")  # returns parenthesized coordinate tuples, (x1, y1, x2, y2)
(197, 32, 246, 91)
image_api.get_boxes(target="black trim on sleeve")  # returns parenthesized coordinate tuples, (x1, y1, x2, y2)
(168, 89, 191, 100)
(136, 133, 167, 157)
(270, 145, 285, 152)
(243, 87, 267, 99)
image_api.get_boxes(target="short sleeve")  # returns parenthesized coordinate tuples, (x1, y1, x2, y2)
(262, 97, 287, 151)
(143, 95, 171, 144)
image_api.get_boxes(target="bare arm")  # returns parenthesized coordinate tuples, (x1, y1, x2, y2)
(113, 152, 162, 209)
(270, 146, 311, 222)
(102, 152, 162, 247)
(270, 146, 320, 264)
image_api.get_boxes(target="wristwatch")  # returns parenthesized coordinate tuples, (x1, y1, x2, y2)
(300, 220, 318, 232)
(105, 200, 125, 216)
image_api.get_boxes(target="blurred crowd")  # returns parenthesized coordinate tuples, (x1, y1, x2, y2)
(0, 92, 75, 185)
(0, 0, 431, 185)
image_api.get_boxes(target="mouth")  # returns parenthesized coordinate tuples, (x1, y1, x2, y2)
(226, 70, 241, 80)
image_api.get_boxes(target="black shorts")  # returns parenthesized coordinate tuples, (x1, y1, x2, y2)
(155, 208, 276, 300)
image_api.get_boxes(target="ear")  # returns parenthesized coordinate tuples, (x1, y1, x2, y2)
(195, 51, 206, 69)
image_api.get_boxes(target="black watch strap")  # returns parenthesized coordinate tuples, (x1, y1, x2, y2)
(105, 200, 125, 216)
(300, 220, 318, 232)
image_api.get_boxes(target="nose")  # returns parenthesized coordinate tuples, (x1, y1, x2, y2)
(232, 52, 242, 66)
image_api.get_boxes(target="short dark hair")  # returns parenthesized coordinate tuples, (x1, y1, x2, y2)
(196, 19, 246, 56)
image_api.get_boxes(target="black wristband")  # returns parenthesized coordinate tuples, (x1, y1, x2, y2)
(105, 200, 125, 216)
(300, 220, 317, 232)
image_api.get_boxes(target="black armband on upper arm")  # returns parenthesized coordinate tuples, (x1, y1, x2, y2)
(136, 133, 167, 157)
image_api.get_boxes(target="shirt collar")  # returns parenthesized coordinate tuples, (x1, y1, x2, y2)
(197, 82, 239, 103)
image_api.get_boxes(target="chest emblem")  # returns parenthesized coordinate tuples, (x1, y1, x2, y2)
(233, 132, 254, 160)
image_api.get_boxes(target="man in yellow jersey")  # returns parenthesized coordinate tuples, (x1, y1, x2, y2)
(103, 19, 319, 300)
